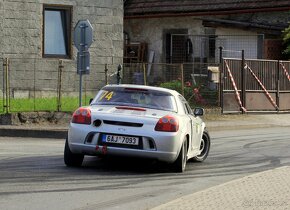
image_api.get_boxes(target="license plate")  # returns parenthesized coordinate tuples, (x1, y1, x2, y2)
(102, 134, 139, 145)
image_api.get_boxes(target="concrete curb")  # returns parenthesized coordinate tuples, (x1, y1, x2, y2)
(0, 127, 67, 139)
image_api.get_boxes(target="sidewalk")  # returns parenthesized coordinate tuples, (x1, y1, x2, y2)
(151, 166, 290, 210)
(205, 113, 290, 131)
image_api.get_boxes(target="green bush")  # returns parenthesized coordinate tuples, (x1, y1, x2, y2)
(159, 80, 192, 99)
(159, 80, 218, 107)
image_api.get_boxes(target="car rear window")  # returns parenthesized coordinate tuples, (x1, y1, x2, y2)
(91, 87, 177, 112)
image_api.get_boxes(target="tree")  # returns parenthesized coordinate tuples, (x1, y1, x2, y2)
(282, 24, 290, 59)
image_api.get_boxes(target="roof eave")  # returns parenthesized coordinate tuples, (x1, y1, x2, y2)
(124, 7, 290, 19)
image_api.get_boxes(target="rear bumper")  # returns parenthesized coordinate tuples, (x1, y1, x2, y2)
(69, 142, 178, 163)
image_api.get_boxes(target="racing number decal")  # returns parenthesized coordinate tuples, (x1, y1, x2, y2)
(100, 91, 114, 101)
(100, 91, 108, 100)
(105, 92, 113, 100)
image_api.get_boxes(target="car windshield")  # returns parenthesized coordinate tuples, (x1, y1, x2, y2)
(91, 87, 177, 112)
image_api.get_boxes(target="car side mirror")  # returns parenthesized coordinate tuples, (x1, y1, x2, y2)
(89, 98, 93, 105)
(193, 108, 204, 117)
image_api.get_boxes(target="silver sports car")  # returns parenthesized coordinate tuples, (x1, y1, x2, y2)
(64, 84, 210, 172)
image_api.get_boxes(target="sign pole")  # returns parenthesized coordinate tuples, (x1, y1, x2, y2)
(79, 71, 83, 107)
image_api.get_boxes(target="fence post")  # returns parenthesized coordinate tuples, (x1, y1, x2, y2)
(57, 59, 64, 112)
(276, 60, 280, 111)
(241, 50, 246, 114)
(143, 63, 147, 85)
(104, 64, 108, 85)
(219, 46, 223, 64)
(3, 58, 10, 113)
(219, 47, 223, 111)
(117, 64, 122, 85)
(2, 59, 5, 113)
(181, 64, 184, 97)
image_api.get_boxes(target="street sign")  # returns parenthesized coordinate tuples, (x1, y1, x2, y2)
(73, 20, 93, 51)
(74, 19, 93, 75)
(73, 19, 94, 107)
(77, 52, 90, 75)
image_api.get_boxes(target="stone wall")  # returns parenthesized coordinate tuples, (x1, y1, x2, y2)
(0, 0, 123, 98)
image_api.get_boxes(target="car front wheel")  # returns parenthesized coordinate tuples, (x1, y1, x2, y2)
(192, 130, 210, 162)
(64, 138, 84, 167)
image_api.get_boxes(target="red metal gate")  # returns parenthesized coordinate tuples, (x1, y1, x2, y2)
(221, 58, 290, 113)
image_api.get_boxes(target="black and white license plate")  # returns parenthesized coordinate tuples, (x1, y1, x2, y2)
(102, 134, 139, 145)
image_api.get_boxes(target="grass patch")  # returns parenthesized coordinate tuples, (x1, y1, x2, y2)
(0, 96, 94, 113)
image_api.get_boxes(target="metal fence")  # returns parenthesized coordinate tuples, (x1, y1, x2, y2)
(0, 58, 219, 113)
(0, 58, 118, 113)
(222, 58, 290, 113)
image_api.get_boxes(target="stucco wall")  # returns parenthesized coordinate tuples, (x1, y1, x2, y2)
(0, 0, 123, 97)
(124, 17, 204, 64)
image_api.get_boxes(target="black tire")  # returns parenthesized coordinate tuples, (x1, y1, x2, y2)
(64, 138, 84, 167)
(172, 138, 188, 173)
(192, 130, 210, 162)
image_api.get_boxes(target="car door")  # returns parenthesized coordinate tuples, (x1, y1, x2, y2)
(179, 96, 200, 151)
(185, 103, 201, 151)
(192, 109, 203, 149)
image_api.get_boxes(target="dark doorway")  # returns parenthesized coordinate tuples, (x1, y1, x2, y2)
(163, 29, 188, 63)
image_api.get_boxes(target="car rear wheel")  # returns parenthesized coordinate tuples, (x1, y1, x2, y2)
(192, 130, 210, 162)
(172, 138, 188, 173)
(64, 138, 84, 167)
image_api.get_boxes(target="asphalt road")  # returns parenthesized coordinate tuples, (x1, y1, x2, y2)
(0, 127, 290, 210)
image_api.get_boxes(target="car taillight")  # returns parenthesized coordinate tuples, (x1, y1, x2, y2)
(72, 107, 91, 124)
(154, 115, 179, 132)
